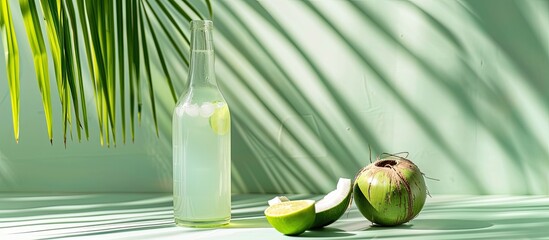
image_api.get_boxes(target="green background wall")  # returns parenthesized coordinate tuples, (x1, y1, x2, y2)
(1, 0, 548, 194)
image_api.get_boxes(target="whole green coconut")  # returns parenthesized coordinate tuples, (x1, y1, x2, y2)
(353, 155, 427, 226)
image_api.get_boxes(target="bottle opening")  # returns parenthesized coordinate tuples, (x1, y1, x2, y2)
(191, 20, 213, 30)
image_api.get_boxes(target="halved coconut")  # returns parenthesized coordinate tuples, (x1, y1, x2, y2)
(311, 178, 352, 228)
(267, 178, 352, 229)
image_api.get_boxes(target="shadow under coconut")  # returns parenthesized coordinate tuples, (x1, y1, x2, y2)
(366, 219, 493, 231)
(300, 227, 356, 238)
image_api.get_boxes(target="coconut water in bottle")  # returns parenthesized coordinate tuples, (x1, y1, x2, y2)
(173, 20, 231, 227)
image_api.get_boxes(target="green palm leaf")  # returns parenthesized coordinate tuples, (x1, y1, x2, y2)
(115, 0, 126, 143)
(19, 0, 53, 143)
(2, 0, 209, 145)
(127, 0, 140, 143)
(143, 1, 177, 102)
(41, 0, 76, 143)
(39, 0, 61, 104)
(206, 0, 213, 19)
(139, 1, 158, 137)
(65, 0, 89, 141)
(0, 0, 20, 142)
(154, 0, 190, 67)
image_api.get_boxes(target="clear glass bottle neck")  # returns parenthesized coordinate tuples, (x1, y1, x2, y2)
(188, 21, 216, 88)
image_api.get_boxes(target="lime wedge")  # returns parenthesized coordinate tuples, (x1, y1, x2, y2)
(209, 102, 230, 135)
(311, 178, 352, 229)
(264, 200, 315, 236)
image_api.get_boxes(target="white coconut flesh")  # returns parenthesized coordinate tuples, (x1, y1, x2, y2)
(268, 196, 290, 206)
(314, 178, 351, 213)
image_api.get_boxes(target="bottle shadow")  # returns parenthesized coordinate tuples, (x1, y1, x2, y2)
(223, 217, 271, 228)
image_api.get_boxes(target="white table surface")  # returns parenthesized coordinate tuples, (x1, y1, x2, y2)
(1, 193, 548, 239)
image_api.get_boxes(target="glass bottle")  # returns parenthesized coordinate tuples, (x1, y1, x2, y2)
(173, 20, 231, 227)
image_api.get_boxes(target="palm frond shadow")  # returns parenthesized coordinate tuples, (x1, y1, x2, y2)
(240, 1, 387, 163)
(212, 0, 549, 194)
(456, 0, 549, 192)
(37, 223, 173, 240)
(0, 194, 172, 238)
(215, 57, 323, 193)
(217, 1, 382, 192)
(405, 1, 549, 192)
(3, 194, 549, 238)
(211, 1, 399, 193)
(296, 1, 486, 193)
(462, 1, 549, 104)
(405, 0, 549, 194)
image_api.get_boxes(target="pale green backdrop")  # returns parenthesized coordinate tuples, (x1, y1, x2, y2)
(1, 0, 548, 194)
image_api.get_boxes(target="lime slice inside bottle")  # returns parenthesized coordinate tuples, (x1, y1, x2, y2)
(264, 200, 315, 236)
(209, 103, 230, 135)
